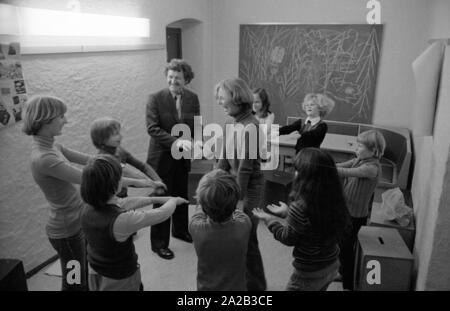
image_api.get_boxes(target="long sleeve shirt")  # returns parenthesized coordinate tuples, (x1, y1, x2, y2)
(336, 157, 380, 218)
(279, 118, 328, 152)
(30, 135, 91, 238)
(189, 207, 251, 291)
(267, 200, 339, 272)
(99, 145, 162, 197)
(113, 197, 176, 242)
(217, 111, 263, 199)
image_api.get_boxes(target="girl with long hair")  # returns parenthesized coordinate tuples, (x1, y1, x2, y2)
(253, 147, 349, 291)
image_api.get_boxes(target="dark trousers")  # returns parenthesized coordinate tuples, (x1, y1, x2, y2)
(339, 216, 368, 290)
(150, 160, 189, 249)
(243, 177, 267, 291)
(48, 230, 88, 291)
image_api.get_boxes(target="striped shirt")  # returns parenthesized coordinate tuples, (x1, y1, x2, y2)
(267, 200, 339, 272)
(337, 157, 380, 218)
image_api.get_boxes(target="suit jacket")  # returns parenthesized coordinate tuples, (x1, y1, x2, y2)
(146, 88, 200, 176)
(279, 119, 328, 152)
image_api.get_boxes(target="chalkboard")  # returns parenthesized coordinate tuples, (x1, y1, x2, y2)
(239, 24, 383, 124)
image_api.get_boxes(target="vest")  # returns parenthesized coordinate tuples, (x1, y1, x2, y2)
(81, 204, 138, 279)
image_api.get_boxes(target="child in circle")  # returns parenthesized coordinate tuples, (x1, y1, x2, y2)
(80, 154, 188, 291)
(90, 117, 166, 197)
(253, 148, 349, 291)
(279, 93, 335, 153)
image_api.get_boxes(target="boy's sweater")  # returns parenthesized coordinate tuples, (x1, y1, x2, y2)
(337, 157, 380, 218)
(189, 208, 251, 291)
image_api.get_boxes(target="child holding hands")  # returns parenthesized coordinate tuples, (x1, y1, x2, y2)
(189, 169, 252, 291)
(80, 154, 188, 291)
(336, 129, 386, 290)
(90, 117, 166, 197)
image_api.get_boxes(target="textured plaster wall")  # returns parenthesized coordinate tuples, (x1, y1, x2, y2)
(0, 49, 167, 272)
(0, 0, 211, 273)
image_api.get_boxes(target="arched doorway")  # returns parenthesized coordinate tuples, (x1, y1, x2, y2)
(165, 18, 212, 124)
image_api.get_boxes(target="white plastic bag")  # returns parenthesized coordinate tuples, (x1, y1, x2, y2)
(381, 187, 413, 227)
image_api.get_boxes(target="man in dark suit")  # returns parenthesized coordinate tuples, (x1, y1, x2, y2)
(146, 59, 200, 259)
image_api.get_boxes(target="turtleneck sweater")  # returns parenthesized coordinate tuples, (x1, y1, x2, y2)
(217, 110, 263, 199)
(31, 135, 90, 238)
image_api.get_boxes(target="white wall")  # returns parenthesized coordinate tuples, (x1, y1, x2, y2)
(411, 0, 450, 288)
(0, 0, 210, 272)
(413, 45, 450, 290)
(428, 0, 450, 41)
(210, 0, 431, 128)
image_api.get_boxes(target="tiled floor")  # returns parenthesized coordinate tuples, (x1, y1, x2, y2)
(27, 205, 343, 291)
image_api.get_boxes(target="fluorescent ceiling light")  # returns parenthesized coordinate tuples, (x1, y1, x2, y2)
(0, 4, 150, 37)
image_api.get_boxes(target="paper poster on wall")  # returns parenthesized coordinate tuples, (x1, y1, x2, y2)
(0, 42, 28, 129)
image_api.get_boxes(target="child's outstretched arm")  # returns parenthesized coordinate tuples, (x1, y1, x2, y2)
(113, 197, 189, 242)
(37, 151, 84, 184)
(122, 176, 155, 188)
(120, 147, 163, 182)
(279, 119, 302, 135)
(119, 196, 173, 211)
(336, 158, 354, 168)
(55, 143, 92, 165)
(296, 122, 327, 149)
(337, 162, 378, 179)
(121, 165, 167, 193)
(143, 163, 162, 182)
(122, 164, 148, 179)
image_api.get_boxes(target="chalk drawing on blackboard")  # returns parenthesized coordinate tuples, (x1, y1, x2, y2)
(239, 24, 383, 124)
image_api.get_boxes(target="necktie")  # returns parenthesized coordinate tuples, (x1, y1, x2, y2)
(305, 120, 312, 131)
(175, 94, 182, 119)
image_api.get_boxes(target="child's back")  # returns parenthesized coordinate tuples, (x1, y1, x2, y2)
(189, 209, 251, 291)
(82, 203, 138, 280)
(189, 169, 251, 291)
